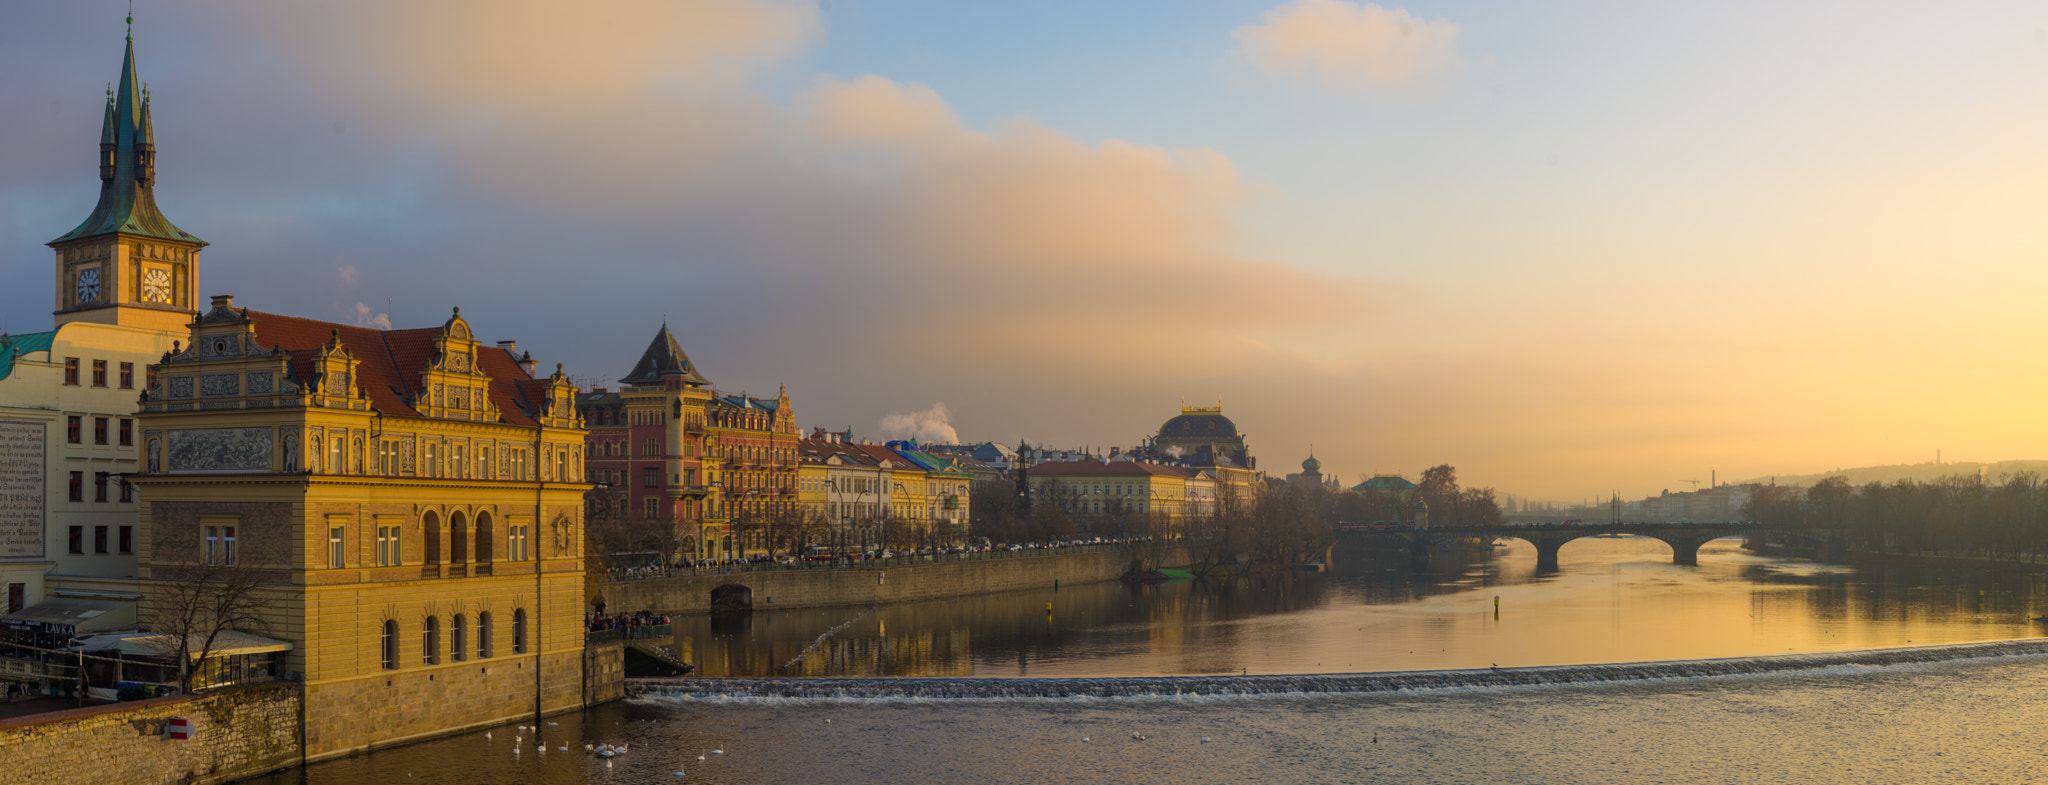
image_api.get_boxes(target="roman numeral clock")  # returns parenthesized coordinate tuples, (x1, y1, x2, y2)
(142, 267, 172, 303)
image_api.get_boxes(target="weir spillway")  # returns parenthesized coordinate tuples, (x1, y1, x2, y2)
(626, 638, 2048, 701)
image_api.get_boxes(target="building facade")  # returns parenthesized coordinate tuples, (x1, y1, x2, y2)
(0, 32, 204, 614)
(578, 326, 798, 562)
(132, 299, 591, 760)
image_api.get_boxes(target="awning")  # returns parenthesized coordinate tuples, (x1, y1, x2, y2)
(0, 598, 137, 634)
(77, 630, 292, 660)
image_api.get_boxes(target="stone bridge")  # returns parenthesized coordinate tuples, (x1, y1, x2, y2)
(1336, 522, 1840, 572)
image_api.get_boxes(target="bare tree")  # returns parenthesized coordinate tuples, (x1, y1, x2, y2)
(146, 559, 274, 693)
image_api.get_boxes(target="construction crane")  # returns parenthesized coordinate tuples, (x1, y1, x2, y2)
(1683, 479, 1702, 491)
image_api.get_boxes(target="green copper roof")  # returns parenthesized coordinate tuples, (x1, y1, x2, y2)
(48, 35, 204, 247)
(0, 331, 58, 382)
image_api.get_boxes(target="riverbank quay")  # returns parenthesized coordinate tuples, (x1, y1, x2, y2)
(604, 543, 1189, 614)
(0, 682, 299, 785)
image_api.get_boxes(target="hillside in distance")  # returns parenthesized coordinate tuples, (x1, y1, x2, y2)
(1730, 460, 2048, 488)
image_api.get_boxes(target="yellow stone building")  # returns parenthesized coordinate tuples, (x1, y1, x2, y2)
(133, 298, 592, 760)
(1026, 460, 1194, 536)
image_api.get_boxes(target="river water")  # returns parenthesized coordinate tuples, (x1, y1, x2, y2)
(255, 538, 2048, 784)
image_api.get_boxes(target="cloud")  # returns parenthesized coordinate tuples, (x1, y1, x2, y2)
(2, 3, 1390, 495)
(1233, 0, 1463, 90)
(354, 302, 392, 330)
(878, 402, 961, 445)
(338, 265, 357, 286)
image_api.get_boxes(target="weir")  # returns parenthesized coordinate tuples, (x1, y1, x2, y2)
(625, 639, 2048, 701)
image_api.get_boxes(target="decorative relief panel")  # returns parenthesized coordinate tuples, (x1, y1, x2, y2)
(399, 436, 416, 475)
(247, 371, 273, 395)
(450, 351, 472, 373)
(200, 335, 238, 359)
(167, 375, 194, 399)
(199, 372, 239, 398)
(168, 428, 274, 473)
(324, 370, 351, 397)
(433, 383, 444, 407)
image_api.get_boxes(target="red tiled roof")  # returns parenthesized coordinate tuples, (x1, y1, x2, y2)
(1025, 460, 1191, 478)
(245, 310, 543, 427)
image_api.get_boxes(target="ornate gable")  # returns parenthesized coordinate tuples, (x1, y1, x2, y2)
(413, 307, 500, 423)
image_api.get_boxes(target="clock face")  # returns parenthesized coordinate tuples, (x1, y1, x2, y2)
(142, 268, 173, 304)
(75, 267, 100, 304)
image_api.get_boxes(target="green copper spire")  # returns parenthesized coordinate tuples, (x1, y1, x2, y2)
(49, 22, 205, 248)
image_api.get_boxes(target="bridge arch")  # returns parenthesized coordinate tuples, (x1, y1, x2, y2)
(710, 583, 754, 610)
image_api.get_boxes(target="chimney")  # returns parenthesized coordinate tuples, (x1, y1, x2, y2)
(497, 340, 518, 353)
(210, 294, 234, 310)
(517, 350, 536, 376)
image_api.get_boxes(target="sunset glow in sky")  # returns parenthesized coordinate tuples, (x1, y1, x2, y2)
(5, 2, 2048, 501)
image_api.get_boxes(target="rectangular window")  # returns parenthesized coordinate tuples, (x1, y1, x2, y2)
(68, 471, 83, 502)
(452, 615, 467, 662)
(94, 472, 108, 502)
(478, 613, 492, 659)
(477, 447, 491, 480)
(423, 443, 437, 478)
(6, 584, 22, 614)
(119, 362, 134, 389)
(224, 526, 237, 565)
(146, 366, 157, 391)
(510, 525, 527, 562)
(332, 438, 345, 475)
(94, 526, 108, 554)
(205, 526, 217, 564)
(118, 526, 132, 554)
(329, 526, 345, 569)
(64, 357, 79, 385)
(67, 416, 81, 444)
(118, 418, 132, 446)
(94, 417, 108, 445)
(119, 477, 133, 503)
(644, 497, 658, 520)
(643, 467, 659, 488)
(91, 360, 107, 387)
(68, 526, 83, 554)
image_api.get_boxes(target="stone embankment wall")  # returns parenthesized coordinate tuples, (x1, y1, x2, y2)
(0, 682, 300, 785)
(583, 641, 623, 706)
(605, 545, 1189, 615)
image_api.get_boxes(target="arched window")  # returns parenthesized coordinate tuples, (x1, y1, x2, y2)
(450, 510, 469, 564)
(423, 510, 442, 565)
(475, 511, 493, 564)
(423, 616, 440, 665)
(451, 614, 467, 662)
(381, 620, 397, 670)
(478, 612, 493, 659)
(512, 609, 527, 654)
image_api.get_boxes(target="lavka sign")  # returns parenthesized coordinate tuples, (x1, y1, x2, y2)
(0, 421, 46, 559)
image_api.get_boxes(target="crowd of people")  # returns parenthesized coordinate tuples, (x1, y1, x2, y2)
(586, 609, 671, 634)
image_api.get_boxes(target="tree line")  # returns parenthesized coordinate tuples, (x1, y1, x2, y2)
(1743, 472, 2048, 560)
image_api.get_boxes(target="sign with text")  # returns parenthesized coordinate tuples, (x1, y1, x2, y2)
(0, 421, 45, 559)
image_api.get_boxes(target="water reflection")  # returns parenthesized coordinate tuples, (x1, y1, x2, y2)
(661, 538, 2045, 677)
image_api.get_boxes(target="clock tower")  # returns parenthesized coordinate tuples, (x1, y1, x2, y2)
(48, 22, 206, 333)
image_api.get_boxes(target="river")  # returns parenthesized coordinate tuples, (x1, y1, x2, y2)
(252, 537, 2048, 784)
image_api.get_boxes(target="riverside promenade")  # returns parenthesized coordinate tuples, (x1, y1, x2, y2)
(602, 543, 1188, 614)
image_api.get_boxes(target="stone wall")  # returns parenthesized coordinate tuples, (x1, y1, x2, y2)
(582, 641, 623, 706)
(0, 682, 300, 785)
(605, 545, 1188, 615)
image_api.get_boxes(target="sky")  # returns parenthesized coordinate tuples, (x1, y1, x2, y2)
(4, 1, 2048, 502)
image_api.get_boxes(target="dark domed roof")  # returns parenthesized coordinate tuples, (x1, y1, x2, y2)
(1302, 454, 1321, 472)
(1159, 410, 1239, 440)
